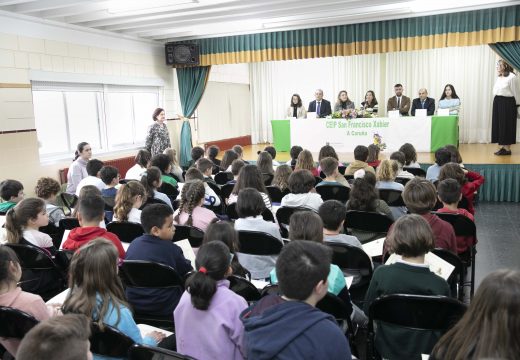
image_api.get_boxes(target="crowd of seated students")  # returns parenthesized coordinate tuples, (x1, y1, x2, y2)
(0, 138, 499, 360)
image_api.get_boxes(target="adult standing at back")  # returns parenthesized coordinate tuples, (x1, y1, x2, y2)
(492, 59, 518, 156)
(387, 84, 411, 116)
(66, 142, 91, 194)
(145, 108, 171, 156)
(308, 89, 332, 118)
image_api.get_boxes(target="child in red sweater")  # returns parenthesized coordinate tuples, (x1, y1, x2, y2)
(438, 163, 484, 215)
(62, 195, 125, 259)
(436, 179, 477, 256)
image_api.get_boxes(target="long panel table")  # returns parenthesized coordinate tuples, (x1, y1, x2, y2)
(271, 116, 458, 153)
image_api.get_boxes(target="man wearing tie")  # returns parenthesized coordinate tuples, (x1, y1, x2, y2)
(386, 83, 411, 116)
(308, 89, 332, 118)
(411, 88, 436, 116)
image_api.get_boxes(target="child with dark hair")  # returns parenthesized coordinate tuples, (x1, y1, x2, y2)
(438, 162, 484, 214)
(17, 314, 91, 360)
(229, 159, 245, 184)
(151, 154, 178, 187)
(286, 145, 303, 167)
(163, 148, 184, 182)
(232, 145, 249, 164)
(140, 166, 173, 209)
(206, 145, 221, 167)
(389, 151, 414, 179)
(242, 241, 352, 360)
(316, 157, 350, 188)
(367, 144, 381, 168)
(318, 200, 362, 248)
(126, 149, 151, 180)
(399, 143, 420, 168)
(187, 146, 205, 169)
(281, 169, 323, 211)
(173, 180, 217, 231)
(234, 188, 282, 280)
(383, 178, 457, 256)
(426, 147, 451, 182)
(0, 179, 24, 213)
(100, 166, 120, 221)
(256, 151, 275, 183)
(436, 179, 477, 255)
(263, 145, 280, 166)
(203, 221, 250, 279)
(66, 142, 92, 194)
(0, 246, 51, 358)
(62, 195, 125, 259)
(35, 177, 65, 226)
(75, 159, 105, 196)
(196, 158, 217, 185)
(220, 149, 239, 172)
(345, 145, 375, 176)
(125, 204, 192, 316)
(229, 165, 271, 209)
(175, 242, 248, 359)
(365, 214, 450, 359)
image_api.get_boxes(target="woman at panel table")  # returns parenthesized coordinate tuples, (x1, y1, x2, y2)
(361, 90, 379, 114)
(438, 84, 461, 115)
(286, 94, 307, 119)
(333, 90, 355, 113)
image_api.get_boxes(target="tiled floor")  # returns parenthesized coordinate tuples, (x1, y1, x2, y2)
(474, 201, 520, 289)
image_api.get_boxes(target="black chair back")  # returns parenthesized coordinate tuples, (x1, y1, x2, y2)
(275, 206, 312, 238)
(314, 176, 323, 186)
(214, 172, 234, 185)
(262, 173, 274, 186)
(172, 225, 204, 248)
(395, 177, 411, 186)
(129, 344, 195, 360)
(39, 224, 65, 249)
(431, 248, 464, 301)
(403, 167, 426, 177)
(5, 243, 57, 271)
(326, 242, 373, 285)
(433, 212, 476, 237)
(102, 196, 115, 212)
(59, 193, 78, 215)
(260, 284, 281, 297)
(316, 185, 350, 203)
(0, 306, 39, 339)
(378, 189, 405, 207)
(159, 182, 179, 201)
(226, 202, 239, 220)
(90, 323, 135, 358)
(119, 260, 184, 289)
(266, 186, 283, 203)
(220, 183, 235, 203)
(338, 166, 347, 175)
(316, 292, 356, 348)
(55, 249, 75, 273)
(106, 221, 145, 244)
(237, 231, 283, 256)
(344, 210, 393, 235)
(228, 275, 262, 303)
(140, 197, 168, 210)
(59, 217, 80, 230)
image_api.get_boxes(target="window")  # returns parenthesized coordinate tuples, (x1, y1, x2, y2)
(32, 82, 159, 160)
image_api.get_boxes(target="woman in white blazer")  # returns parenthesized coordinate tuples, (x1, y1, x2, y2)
(286, 94, 307, 118)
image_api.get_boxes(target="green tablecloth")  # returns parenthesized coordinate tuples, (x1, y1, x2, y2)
(430, 115, 459, 152)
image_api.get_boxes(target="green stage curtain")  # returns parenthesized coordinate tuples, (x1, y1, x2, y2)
(490, 41, 520, 71)
(176, 65, 211, 168)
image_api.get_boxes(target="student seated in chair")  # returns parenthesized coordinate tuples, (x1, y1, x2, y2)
(318, 200, 362, 249)
(178, 168, 220, 207)
(140, 166, 172, 209)
(196, 158, 218, 185)
(151, 154, 178, 188)
(364, 214, 450, 359)
(344, 145, 376, 176)
(100, 165, 120, 222)
(173, 181, 217, 232)
(316, 157, 350, 188)
(112, 181, 145, 224)
(241, 240, 352, 360)
(174, 242, 248, 360)
(125, 204, 192, 317)
(280, 169, 323, 212)
(75, 159, 105, 196)
(0, 179, 24, 213)
(228, 159, 245, 185)
(16, 314, 92, 360)
(35, 177, 65, 227)
(436, 179, 477, 256)
(62, 195, 125, 259)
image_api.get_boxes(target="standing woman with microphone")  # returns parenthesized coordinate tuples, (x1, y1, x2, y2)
(145, 108, 171, 156)
(492, 59, 518, 155)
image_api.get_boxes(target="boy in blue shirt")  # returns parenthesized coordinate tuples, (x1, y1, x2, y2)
(100, 165, 119, 221)
(125, 204, 192, 316)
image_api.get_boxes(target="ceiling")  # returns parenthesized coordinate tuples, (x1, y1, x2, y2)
(0, 0, 518, 43)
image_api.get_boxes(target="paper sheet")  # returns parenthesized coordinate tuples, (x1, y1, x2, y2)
(46, 288, 70, 305)
(362, 237, 385, 258)
(59, 230, 71, 249)
(137, 324, 173, 338)
(344, 276, 354, 289)
(175, 239, 196, 269)
(415, 109, 427, 117)
(385, 252, 455, 280)
(251, 279, 270, 290)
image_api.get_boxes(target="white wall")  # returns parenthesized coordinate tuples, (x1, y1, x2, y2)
(0, 13, 180, 195)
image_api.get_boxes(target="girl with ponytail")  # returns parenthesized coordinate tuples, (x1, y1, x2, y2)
(66, 142, 92, 194)
(140, 166, 173, 209)
(173, 180, 217, 231)
(174, 241, 248, 360)
(113, 181, 145, 223)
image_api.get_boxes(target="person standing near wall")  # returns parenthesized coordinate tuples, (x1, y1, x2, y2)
(66, 142, 91, 194)
(145, 108, 171, 156)
(492, 59, 518, 156)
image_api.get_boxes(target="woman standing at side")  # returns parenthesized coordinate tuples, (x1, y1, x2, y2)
(145, 108, 171, 156)
(66, 142, 92, 194)
(286, 94, 307, 119)
(492, 60, 518, 155)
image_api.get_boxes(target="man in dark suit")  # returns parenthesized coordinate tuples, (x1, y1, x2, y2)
(411, 88, 436, 116)
(308, 89, 332, 118)
(386, 83, 411, 116)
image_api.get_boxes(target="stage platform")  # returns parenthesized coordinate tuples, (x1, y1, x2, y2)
(238, 143, 520, 202)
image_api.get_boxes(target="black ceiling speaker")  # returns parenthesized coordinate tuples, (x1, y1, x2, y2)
(165, 43, 200, 66)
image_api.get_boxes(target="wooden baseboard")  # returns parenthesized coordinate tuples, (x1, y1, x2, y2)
(204, 135, 251, 150)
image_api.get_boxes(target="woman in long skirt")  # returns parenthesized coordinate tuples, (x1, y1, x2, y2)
(492, 59, 518, 155)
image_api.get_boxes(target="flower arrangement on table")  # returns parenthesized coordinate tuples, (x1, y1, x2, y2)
(332, 108, 375, 119)
(373, 133, 387, 151)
